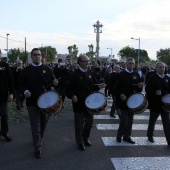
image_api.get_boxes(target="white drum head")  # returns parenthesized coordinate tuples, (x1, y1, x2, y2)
(127, 93, 144, 109)
(162, 94, 170, 104)
(37, 91, 59, 109)
(85, 93, 106, 109)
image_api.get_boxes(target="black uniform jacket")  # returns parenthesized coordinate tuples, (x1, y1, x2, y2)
(0, 61, 14, 103)
(66, 68, 100, 112)
(18, 65, 56, 107)
(109, 72, 119, 96)
(116, 70, 142, 110)
(145, 74, 170, 112)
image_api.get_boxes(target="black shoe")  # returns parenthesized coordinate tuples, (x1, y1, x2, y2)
(116, 137, 121, 143)
(123, 138, 135, 144)
(1, 134, 12, 142)
(148, 137, 154, 143)
(35, 151, 42, 159)
(84, 139, 91, 146)
(110, 115, 116, 118)
(168, 142, 170, 146)
(78, 144, 85, 151)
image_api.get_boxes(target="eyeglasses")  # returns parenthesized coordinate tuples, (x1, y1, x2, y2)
(80, 60, 90, 63)
(33, 54, 41, 57)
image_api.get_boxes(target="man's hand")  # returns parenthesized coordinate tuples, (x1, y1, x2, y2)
(138, 82, 144, 88)
(120, 94, 126, 100)
(8, 94, 13, 102)
(72, 95, 78, 103)
(25, 91, 31, 98)
(53, 79, 59, 86)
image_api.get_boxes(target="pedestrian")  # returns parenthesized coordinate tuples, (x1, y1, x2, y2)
(0, 50, 14, 142)
(116, 57, 143, 144)
(66, 54, 106, 151)
(145, 62, 170, 145)
(18, 48, 59, 159)
(109, 64, 121, 118)
(12, 60, 25, 110)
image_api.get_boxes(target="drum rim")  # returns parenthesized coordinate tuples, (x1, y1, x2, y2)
(85, 92, 106, 109)
(126, 92, 145, 109)
(37, 90, 59, 109)
(162, 94, 170, 104)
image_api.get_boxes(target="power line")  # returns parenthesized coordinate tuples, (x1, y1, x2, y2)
(0, 35, 23, 43)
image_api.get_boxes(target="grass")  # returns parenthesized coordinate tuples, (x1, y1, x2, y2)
(8, 100, 29, 123)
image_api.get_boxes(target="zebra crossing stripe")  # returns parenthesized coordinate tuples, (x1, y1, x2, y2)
(102, 137, 167, 146)
(111, 157, 170, 170)
(94, 115, 161, 120)
(96, 124, 163, 130)
(105, 108, 150, 112)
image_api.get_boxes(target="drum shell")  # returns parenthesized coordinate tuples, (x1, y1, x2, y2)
(126, 93, 148, 114)
(162, 94, 170, 112)
(85, 92, 107, 115)
(37, 91, 62, 116)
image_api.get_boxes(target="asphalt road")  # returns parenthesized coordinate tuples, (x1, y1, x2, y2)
(0, 95, 170, 170)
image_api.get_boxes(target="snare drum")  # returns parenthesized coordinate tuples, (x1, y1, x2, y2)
(37, 91, 62, 116)
(126, 93, 148, 114)
(85, 92, 107, 115)
(162, 94, 170, 112)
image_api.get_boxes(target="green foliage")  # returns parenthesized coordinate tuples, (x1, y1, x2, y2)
(118, 45, 150, 65)
(86, 44, 95, 60)
(157, 48, 170, 65)
(38, 46, 57, 62)
(8, 48, 28, 63)
(68, 44, 79, 63)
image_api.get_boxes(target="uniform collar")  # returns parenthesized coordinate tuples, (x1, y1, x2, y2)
(32, 63, 42, 67)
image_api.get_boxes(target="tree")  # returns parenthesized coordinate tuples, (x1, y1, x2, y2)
(118, 45, 150, 65)
(86, 44, 96, 60)
(68, 44, 79, 63)
(118, 45, 134, 59)
(157, 48, 170, 65)
(8, 48, 28, 63)
(38, 46, 57, 62)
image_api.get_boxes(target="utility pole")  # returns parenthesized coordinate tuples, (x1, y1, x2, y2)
(93, 20, 103, 61)
(6, 33, 10, 63)
(25, 37, 27, 59)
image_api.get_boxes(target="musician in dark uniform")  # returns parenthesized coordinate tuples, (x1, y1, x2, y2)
(116, 57, 143, 144)
(19, 48, 58, 159)
(53, 59, 69, 107)
(109, 64, 121, 118)
(0, 50, 14, 142)
(145, 62, 170, 145)
(12, 60, 25, 110)
(66, 54, 105, 151)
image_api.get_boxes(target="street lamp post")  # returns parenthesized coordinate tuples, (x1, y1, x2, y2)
(107, 48, 112, 61)
(131, 37, 140, 66)
(93, 20, 103, 61)
(6, 33, 10, 63)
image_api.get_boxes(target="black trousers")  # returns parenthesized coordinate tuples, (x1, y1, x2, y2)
(110, 95, 121, 118)
(117, 110, 134, 139)
(27, 106, 48, 152)
(55, 87, 66, 103)
(74, 111, 93, 145)
(0, 102, 8, 135)
(15, 90, 25, 108)
(147, 110, 170, 143)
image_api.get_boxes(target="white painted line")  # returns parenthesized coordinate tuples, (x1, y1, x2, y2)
(106, 108, 150, 113)
(102, 137, 167, 146)
(96, 124, 163, 130)
(111, 157, 170, 170)
(94, 115, 161, 120)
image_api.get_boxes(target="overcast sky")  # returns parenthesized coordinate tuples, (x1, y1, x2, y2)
(0, 0, 170, 60)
